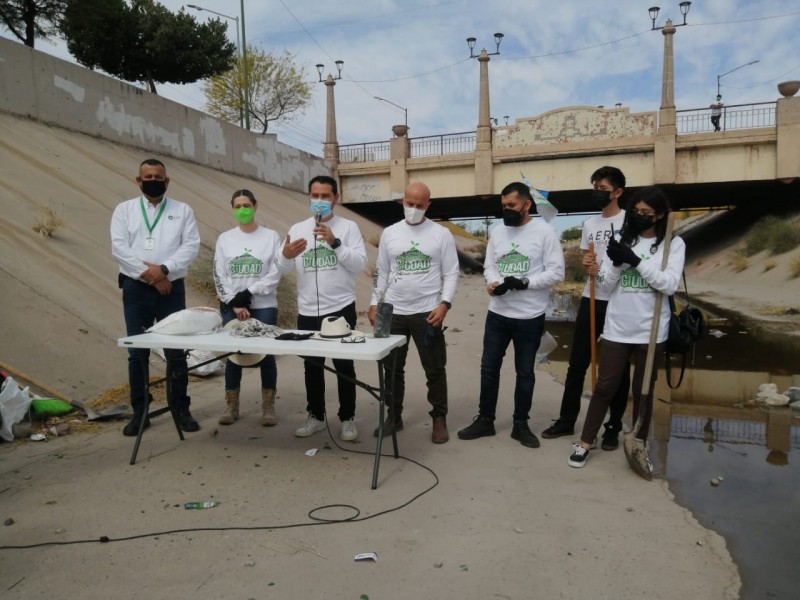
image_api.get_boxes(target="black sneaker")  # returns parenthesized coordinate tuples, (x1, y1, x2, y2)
(177, 410, 200, 432)
(457, 415, 496, 440)
(541, 419, 574, 439)
(122, 414, 150, 437)
(511, 421, 540, 448)
(601, 427, 620, 451)
(568, 443, 590, 468)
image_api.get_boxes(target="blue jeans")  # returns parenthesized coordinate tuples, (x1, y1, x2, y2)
(478, 311, 545, 422)
(122, 277, 189, 413)
(221, 307, 278, 391)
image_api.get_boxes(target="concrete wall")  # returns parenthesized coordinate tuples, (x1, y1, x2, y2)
(0, 37, 329, 192)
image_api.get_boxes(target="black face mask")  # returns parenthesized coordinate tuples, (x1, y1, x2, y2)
(502, 208, 525, 227)
(628, 213, 655, 234)
(591, 189, 612, 210)
(141, 179, 167, 199)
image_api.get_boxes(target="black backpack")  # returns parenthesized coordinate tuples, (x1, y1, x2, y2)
(665, 274, 707, 388)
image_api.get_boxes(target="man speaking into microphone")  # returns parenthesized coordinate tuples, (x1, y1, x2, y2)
(277, 175, 367, 442)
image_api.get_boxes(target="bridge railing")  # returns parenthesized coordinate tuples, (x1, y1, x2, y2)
(676, 101, 776, 134)
(410, 131, 476, 157)
(339, 141, 390, 163)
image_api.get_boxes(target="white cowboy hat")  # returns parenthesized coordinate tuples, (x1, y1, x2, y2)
(311, 316, 365, 341)
(223, 319, 267, 366)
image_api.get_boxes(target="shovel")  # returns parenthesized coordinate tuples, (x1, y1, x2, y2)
(623, 213, 674, 481)
(70, 399, 130, 421)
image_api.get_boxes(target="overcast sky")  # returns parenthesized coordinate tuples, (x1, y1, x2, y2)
(4, 0, 798, 230)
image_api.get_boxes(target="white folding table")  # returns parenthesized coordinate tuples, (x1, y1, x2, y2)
(118, 331, 407, 489)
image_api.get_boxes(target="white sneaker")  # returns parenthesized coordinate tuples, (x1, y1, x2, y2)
(295, 414, 326, 438)
(568, 443, 590, 468)
(340, 418, 358, 441)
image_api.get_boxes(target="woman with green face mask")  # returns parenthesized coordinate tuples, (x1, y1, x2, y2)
(213, 189, 283, 427)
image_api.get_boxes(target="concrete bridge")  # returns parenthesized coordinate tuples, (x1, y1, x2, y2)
(321, 21, 800, 224)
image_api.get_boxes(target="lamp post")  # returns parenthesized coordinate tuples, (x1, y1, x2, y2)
(186, 4, 243, 127)
(240, 0, 249, 130)
(717, 60, 759, 97)
(374, 96, 408, 129)
(648, 2, 691, 113)
(466, 33, 504, 58)
(316, 61, 344, 164)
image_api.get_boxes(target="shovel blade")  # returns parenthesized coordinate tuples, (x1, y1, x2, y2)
(623, 431, 653, 481)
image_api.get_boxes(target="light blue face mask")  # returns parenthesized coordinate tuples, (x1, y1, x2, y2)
(310, 200, 333, 219)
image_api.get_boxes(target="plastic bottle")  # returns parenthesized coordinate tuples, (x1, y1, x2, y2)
(184, 501, 220, 509)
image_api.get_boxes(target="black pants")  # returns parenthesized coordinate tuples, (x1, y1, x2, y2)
(557, 297, 629, 431)
(297, 303, 357, 422)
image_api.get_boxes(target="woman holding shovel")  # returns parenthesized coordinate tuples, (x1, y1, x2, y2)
(567, 187, 684, 471)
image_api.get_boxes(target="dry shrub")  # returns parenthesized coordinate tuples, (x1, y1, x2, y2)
(187, 244, 217, 301)
(763, 259, 776, 272)
(789, 256, 800, 279)
(563, 246, 585, 282)
(745, 215, 800, 256)
(731, 249, 749, 272)
(276, 271, 298, 328)
(32, 205, 64, 237)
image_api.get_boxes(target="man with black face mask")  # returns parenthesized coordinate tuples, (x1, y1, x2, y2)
(542, 166, 630, 450)
(458, 182, 564, 448)
(111, 158, 201, 437)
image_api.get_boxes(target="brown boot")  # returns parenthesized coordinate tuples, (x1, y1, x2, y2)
(219, 389, 239, 425)
(261, 388, 278, 426)
(432, 415, 449, 444)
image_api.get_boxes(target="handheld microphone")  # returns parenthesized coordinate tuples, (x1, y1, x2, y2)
(314, 211, 323, 239)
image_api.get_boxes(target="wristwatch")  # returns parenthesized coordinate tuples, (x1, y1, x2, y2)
(159, 264, 169, 276)
(330, 238, 342, 249)
(441, 301, 452, 309)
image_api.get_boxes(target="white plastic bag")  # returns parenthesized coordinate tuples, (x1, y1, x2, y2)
(152, 348, 224, 377)
(147, 307, 222, 335)
(0, 377, 33, 442)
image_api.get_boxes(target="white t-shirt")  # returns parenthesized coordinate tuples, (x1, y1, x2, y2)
(276, 214, 367, 316)
(484, 218, 565, 319)
(371, 218, 459, 315)
(110, 196, 200, 280)
(599, 235, 686, 344)
(580, 210, 626, 300)
(214, 226, 283, 309)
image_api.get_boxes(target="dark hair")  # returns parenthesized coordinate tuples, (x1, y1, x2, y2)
(590, 166, 626, 190)
(309, 175, 338, 195)
(621, 186, 671, 252)
(230, 189, 257, 207)
(501, 181, 533, 202)
(140, 158, 166, 170)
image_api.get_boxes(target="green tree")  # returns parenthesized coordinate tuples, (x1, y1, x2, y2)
(561, 226, 582, 242)
(0, 0, 65, 47)
(204, 48, 312, 134)
(60, 0, 236, 94)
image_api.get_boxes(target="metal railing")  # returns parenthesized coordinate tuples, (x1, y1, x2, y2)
(339, 141, 390, 163)
(671, 415, 768, 445)
(409, 131, 476, 158)
(676, 101, 776, 134)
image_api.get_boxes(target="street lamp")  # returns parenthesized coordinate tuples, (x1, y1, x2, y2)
(467, 33, 504, 58)
(649, 2, 691, 29)
(374, 96, 407, 127)
(717, 60, 759, 97)
(186, 4, 250, 129)
(316, 61, 344, 82)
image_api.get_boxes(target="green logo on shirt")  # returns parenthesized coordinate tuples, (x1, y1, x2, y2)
(395, 241, 431, 274)
(302, 243, 338, 271)
(496, 243, 530, 274)
(620, 254, 652, 291)
(230, 249, 263, 276)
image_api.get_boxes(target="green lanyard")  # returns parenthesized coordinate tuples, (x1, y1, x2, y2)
(140, 197, 167, 235)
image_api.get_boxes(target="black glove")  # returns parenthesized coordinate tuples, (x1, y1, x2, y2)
(606, 238, 641, 268)
(230, 289, 253, 308)
(504, 276, 529, 291)
(493, 281, 509, 296)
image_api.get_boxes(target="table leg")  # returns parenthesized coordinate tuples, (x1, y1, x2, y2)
(371, 351, 400, 490)
(129, 354, 151, 465)
(165, 353, 185, 438)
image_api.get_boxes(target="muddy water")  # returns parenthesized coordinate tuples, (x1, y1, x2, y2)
(545, 292, 800, 599)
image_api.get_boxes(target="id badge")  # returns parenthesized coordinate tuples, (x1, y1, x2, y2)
(144, 237, 155, 250)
